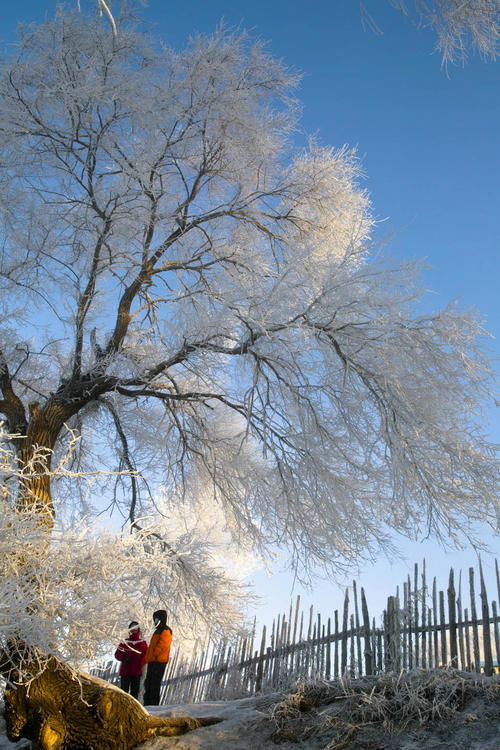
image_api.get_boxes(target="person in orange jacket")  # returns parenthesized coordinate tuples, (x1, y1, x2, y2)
(143, 609, 172, 705)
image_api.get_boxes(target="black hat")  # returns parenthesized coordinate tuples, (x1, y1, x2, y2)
(128, 620, 139, 630)
(152, 610, 167, 627)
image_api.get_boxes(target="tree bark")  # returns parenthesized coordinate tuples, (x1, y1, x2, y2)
(16, 399, 85, 522)
(4, 656, 221, 749)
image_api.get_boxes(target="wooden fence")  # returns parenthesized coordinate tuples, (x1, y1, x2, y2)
(95, 558, 500, 704)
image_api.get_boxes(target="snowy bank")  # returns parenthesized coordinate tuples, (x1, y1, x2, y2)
(2, 670, 499, 749)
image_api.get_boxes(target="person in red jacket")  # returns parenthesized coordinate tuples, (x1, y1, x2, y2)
(143, 609, 172, 705)
(114, 621, 148, 700)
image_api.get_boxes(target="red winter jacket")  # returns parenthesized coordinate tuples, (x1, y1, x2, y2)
(114, 629, 148, 677)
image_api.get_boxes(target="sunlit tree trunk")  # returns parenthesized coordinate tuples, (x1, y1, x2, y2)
(16, 402, 68, 525)
(4, 657, 220, 750)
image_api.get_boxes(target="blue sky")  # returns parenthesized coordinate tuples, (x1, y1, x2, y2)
(2, 1, 499, 629)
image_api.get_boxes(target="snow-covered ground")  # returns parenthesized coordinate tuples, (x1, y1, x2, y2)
(142, 696, 275, 749)
(0, 725, 29, 749)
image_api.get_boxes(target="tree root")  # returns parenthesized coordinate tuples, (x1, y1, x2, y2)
(4, 656, 221, 749)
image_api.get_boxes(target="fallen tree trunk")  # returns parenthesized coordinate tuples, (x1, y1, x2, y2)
(4, 656, 221, 749)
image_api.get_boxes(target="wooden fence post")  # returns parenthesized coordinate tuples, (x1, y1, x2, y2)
(407, 575, 413, 670)
(341, 589, 349, 675)
(376, 620, 382, 674)
(447, 568, 458, 668)
(414, 563, 419, 668)
(457, 572, 466, 671)
(255, 625, 267, 693)
(469, 567, 481, 672)
(491, 600, 500, 672)
(427, 606, 433, 669)
(334, 609, 339, 677)
(353, 580, 362, 676)
(326, 617, 331, 679)
(421, 560, 427, 669)
(350, 614, 355, 677)
(361, 587, 373, 675)
(432, 577, 439, 667)
(403, 580, 409, 670)
(496, 558, 500, 607)
(479, 561, 494, 676)
(386, 595, 401, 672)
(439, 590, 447, 666)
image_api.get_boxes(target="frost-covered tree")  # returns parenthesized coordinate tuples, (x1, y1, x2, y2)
(0, 427, 252, 664)
(392, 0, 500, 64)
(0, 6, 499, 748)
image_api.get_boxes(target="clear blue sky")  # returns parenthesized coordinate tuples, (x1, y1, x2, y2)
(2, 1, 499, 630)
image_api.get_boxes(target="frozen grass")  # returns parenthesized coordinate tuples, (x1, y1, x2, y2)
(268, 668, 500, 748)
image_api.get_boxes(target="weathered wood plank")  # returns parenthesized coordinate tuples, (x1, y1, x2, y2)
(341, 589, 349, 676)
(255, 624, 267, 692)
(439, 590, 447, 666)
(334, 609, 339, 678)
(361, 587, 373, 676)
(414, 563, 420, 667)
(403, 580, 409, 670)
(350, 614, 355, 677)
(457, 571, 466, 671)
(492, 600, 500, 671)
(432, 577, 439, 667)
(421, 560, 427, 669)
(408, 574, 413, 669)
(448, 568, 458, 668)
(386, 595, 401, 672)
(479, 560, 493, 676)
(353, 579, 362, 677)
(427, 606, 433, 669)
(464, 607, 472, 673)
(326, 616, 331, 679)
(469, 567, 481, 672)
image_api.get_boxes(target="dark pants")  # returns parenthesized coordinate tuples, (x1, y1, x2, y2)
(143, 661, 167, 705)
(120, 674, 141, 700)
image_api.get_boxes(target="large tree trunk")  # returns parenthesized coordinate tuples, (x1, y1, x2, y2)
(16, 401, 73, 526)
(4, 656, 221, 749)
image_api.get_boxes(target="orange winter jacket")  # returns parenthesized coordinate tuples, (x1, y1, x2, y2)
(145, 627, 172, 664)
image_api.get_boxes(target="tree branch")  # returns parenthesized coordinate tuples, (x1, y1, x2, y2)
(0, 348, 28, 435)
(99, 397, 139, 527)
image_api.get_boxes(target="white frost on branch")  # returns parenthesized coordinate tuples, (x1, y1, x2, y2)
(0, 430, 252, 680)
(391, 0, 500, 64)
(0, 510, 250, 680)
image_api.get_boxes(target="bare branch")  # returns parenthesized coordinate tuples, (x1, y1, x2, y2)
(99, 396, 139, 526)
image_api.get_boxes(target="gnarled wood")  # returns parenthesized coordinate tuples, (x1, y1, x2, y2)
(4, 657, 221, 750)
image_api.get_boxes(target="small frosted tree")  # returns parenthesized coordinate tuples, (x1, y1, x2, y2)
(0, 5, 498, 748)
